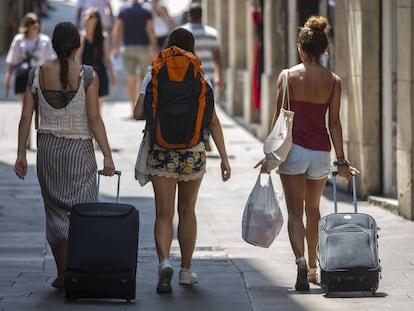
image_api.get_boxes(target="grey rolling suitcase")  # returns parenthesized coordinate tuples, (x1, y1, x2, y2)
(64, 171, 139, 302)
(318, 172, 381, 295)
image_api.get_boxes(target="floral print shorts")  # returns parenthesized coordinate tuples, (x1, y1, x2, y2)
(146, 149, 206, 181)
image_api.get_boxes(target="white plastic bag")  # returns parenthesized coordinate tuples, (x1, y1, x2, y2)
(242, 174, 284, 248)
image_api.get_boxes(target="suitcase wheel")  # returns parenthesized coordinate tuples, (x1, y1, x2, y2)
(321, 284, 329, 295)
(64, 293, 76, 302)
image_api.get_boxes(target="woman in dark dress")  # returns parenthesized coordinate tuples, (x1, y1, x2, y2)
(78, 7, 116, 109)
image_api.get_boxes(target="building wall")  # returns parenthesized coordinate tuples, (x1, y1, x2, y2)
(0, 0, 30, 54)
(335, 0, 382, 195)
(396, 0, 414, 219)
(203, 0, 414, 220)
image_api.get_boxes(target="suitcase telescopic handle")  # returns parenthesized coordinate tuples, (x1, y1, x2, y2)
(97, 170, 122, 203)
(332, 170, 357, 213)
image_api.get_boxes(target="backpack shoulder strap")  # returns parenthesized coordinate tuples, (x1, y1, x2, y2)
(82, 64, 94, 88)
(28, 66, 39, 94)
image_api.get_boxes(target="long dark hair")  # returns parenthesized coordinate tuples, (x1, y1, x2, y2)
(52, 22, 80, 89)
(85, 7, 104, 63)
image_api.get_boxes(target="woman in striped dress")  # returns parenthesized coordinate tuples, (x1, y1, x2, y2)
(14, 22, 116, 289)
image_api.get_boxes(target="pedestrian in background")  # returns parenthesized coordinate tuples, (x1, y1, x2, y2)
(112, 0, 158, 117)
(257, 16, 357, 291)
(143, 0, 177, 50)
(5, 12, 56, 150)
(133, 27, 231, 294)
(77, 7, 116, 111)
(76, 0, 115, 33)
(181, 3, 223, 151)
(5, 12, 56, 102)
(14, 22, 116, 289)
(181, 2, 223, 92)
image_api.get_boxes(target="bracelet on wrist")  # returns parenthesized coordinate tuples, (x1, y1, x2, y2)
(333, 159, 350, 167)
(336, 155, 345, 160)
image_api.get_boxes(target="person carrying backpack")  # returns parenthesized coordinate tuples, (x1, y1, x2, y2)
(133, 27, 231, 294)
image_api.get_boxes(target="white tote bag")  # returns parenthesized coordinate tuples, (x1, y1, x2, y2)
(135, 131, 151, 187)
(242, 174, 284, 248)
(263, 70, 294, 171)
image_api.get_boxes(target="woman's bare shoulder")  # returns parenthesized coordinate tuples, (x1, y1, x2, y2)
(330, 71, 341, 82)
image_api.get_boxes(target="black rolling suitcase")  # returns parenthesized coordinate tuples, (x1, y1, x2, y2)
(318, 171, 381, 296)
(64, 171, 139, 302)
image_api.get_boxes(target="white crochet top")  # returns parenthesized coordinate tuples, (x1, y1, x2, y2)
(31, 66, 93, 139)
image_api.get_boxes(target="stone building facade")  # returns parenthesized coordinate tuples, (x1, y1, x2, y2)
(202, 0, 414, 220)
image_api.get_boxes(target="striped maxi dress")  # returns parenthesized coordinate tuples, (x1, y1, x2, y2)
(36, 133, 97, 247)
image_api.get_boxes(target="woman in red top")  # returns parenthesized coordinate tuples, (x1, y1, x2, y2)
(258, 16, 357, 291)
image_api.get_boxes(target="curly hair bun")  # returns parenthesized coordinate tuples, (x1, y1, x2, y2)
(304, 16, 330, 32)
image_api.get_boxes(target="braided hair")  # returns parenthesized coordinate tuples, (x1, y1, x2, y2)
(297, 16, 330, 60)
(52, 22, 81, 89)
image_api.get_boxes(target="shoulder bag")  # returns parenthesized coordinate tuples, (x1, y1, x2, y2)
(135, 129, 151, 187)
(263, 69, 294, 171)
(15, 38, 40, 94)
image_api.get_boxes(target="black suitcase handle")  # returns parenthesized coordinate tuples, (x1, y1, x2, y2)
(97, 170, 122, 203)
(332, 170, 357, 213)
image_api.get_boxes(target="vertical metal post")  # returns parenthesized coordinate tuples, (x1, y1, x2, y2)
(332, 171, 338, 213)
(351, 171, 358, 213)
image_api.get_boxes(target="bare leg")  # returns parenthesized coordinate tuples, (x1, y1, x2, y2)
(177, 178, 203, 269)
(280, 174, 307, 262)
(50, 243, 66, 288)
(280, 174, 309, 290)
(126, 74, 137, 115)
(304, 177, 327, 269)
(151, 176, 177, 262)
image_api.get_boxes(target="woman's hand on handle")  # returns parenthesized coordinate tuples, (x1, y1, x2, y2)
(337, 163, 360, 182)
(254, 158, 271, 174)
(101, 156, 116, 176)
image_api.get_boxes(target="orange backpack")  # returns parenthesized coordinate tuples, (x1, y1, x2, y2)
(144, 46, 214, 149)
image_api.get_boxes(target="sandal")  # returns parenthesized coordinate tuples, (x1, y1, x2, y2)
(307, 267, 319, 285)
(294, 257, 309, 291)
(295, 267, 310, 291)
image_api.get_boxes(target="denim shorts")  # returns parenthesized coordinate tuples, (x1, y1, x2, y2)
(276, 144, 330, 180)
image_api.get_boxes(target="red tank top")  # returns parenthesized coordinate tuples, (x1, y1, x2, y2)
(290, 100, 331, 151)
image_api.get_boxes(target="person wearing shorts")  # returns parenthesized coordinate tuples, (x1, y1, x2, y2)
(257, 16, 357, 291)
(112, 0, 158, 116)
(121, 45, 150, 77)
(133, 28, 231, 294)
(277, 144, 331, 180)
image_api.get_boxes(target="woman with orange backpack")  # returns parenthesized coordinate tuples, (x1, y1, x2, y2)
(133, 27, 231, 294)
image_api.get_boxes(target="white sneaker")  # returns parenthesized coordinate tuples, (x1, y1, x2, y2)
(157, 259, 174, 293)
(179, 268, 198, 285)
